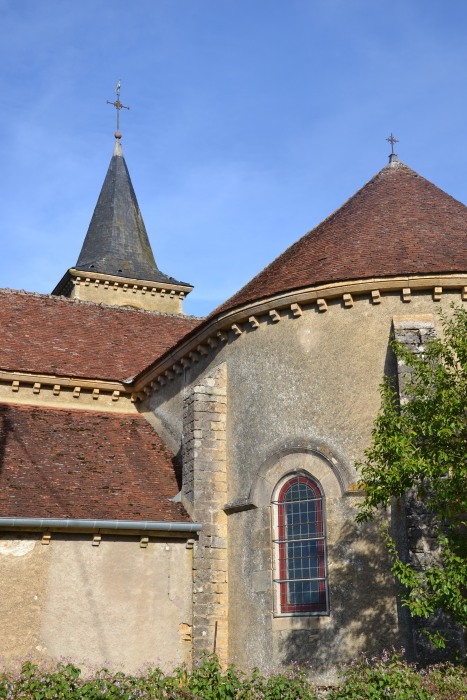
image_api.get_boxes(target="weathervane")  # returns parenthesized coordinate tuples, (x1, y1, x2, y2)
(107, 80, 130, 138)
(386, 132, 399, 163)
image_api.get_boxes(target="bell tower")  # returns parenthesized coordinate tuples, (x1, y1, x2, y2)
(53, 84, 192, 313)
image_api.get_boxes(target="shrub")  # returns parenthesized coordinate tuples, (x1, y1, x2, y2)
(0, 652, 464, 699)
(327, 650, 466, 700)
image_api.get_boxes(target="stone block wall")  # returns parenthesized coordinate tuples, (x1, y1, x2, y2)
(182, 363, 228, 664)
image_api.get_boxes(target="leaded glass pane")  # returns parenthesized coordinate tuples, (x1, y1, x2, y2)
(276, 476, 327, 613)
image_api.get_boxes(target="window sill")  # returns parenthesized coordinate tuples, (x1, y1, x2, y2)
(272, 614, 331, 632)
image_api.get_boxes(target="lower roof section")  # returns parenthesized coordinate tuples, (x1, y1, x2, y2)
(0, 288, 201, 382)
(0, 403, 190, 523)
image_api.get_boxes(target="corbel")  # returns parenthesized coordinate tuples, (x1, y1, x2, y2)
(433, 287, 442, 302)
(249, 316, 260, 329)
(132, 285, 138, 294)
(143, 386, 152, 396)
(181, 357, 191, 368)
(186, 539, 195, 550)
(402, 288, 411, 303)
(92, 534, 102, 547)
(189, 351, 200, 362)
(140, 536, 149, 549)
(269, 309, 281, 323)
(207, 337, 218, 349)
(317, 298, 328, 312)
(217, 330, 228, 342)
(165, 370, 175, 380)
(94, 279, 100, 288)
(41, 533, 51, 546)
(111, 391, 120, 402)
(11, 380, 19, 392)
(343, 293, 354, 308)
(169, 290, 176, 297)
(290, 303, 302, 317)
(73, 387, 81, 398)
(462, 286, 467, 301)
(197, 344, 209, 356)
(53, 384, 61, 396)
(84, 278, 91, 286)
(104, 281, 109, 290)
(231, 323, 243, 336)
(75, 277, 81, 286)
(32, 383, 41, 394)
(92, 388, 100, 400)
(371, 290, 381, 304)
(122, 284, 128, 293)
(157, 376, 166, 386)
(179, 292, 186, 299)
(150, 288, 157, 296)
(141, 286, 147, 295)
(160, 289, 166, 297)
(113, 282, 119, 291)
(131, 393, 140, 403)
(173, 363, 183, 374)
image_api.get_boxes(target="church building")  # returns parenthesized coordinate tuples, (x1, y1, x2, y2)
(0, 123, 465, 674)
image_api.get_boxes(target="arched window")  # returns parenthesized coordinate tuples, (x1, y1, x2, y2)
(273, 474, 328, 614)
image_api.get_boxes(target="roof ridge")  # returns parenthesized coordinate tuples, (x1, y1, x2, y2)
(0, 287, 203, 321)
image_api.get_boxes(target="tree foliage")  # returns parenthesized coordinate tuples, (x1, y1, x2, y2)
(356, 306, 467, 637)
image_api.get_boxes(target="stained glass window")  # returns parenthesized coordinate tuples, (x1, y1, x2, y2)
(274, 474, 328, 614)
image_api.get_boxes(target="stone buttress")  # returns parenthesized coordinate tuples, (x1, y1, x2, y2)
(393, 314, 464, 661)
(182, 363, 228, 664)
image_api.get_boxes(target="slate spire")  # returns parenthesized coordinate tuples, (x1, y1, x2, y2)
(75, 135, 183, 286)
(53, 133, 193, 314)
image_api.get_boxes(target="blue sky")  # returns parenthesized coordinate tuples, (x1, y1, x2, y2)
(1, 0, 466, 317)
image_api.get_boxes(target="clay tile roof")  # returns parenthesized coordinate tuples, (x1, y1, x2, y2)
(0, 404, 190, 522)
(0, 289, 201, 381)
(214, 161, 467, 316)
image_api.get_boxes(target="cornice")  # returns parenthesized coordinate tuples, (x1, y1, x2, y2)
(0, 370, 138, 413)
(132, 274, 467, 394)
(70, 268, 192, 295)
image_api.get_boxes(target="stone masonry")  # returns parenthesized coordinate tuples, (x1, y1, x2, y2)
(182, 363, 228, 665)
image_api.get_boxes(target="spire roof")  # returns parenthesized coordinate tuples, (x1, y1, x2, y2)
(75, 137, 189, 286)
(214, 160, 467, 315)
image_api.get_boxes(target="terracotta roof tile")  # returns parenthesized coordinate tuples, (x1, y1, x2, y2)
(0, 289, 201, 381)
(0, 404, 190, 522)
(214, 161, 467, 315)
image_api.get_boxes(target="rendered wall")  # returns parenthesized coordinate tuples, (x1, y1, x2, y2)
(0, 533, 192, 673)
(145, 290, 464, 673)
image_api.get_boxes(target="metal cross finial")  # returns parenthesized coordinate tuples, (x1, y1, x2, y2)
(107, 80, 130, 138)
(386, 132, 399, 155)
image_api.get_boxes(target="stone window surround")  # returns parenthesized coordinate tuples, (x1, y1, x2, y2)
(245, 446, 350, 631)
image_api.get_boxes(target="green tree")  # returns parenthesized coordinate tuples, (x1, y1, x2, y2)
(356, 306, 467, 643)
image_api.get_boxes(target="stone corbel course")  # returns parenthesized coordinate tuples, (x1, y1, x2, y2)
(0, 372, 135, 413)
(133, 274, 467, 396)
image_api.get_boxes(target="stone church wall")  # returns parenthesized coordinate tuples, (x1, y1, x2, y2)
(0, 533, 193, 673)
(146, 290, 463, 673)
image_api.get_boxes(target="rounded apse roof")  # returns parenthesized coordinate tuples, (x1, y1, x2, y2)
(213, 160, 467, 317)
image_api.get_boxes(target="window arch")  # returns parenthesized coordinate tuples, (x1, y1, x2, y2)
(273, 473, 328, 614)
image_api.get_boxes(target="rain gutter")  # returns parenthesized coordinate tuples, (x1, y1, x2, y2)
(0, 518, 202, 533)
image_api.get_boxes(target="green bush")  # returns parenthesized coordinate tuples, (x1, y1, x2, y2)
(327, 650, 466, 700)
(0, 652, 464, 699)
